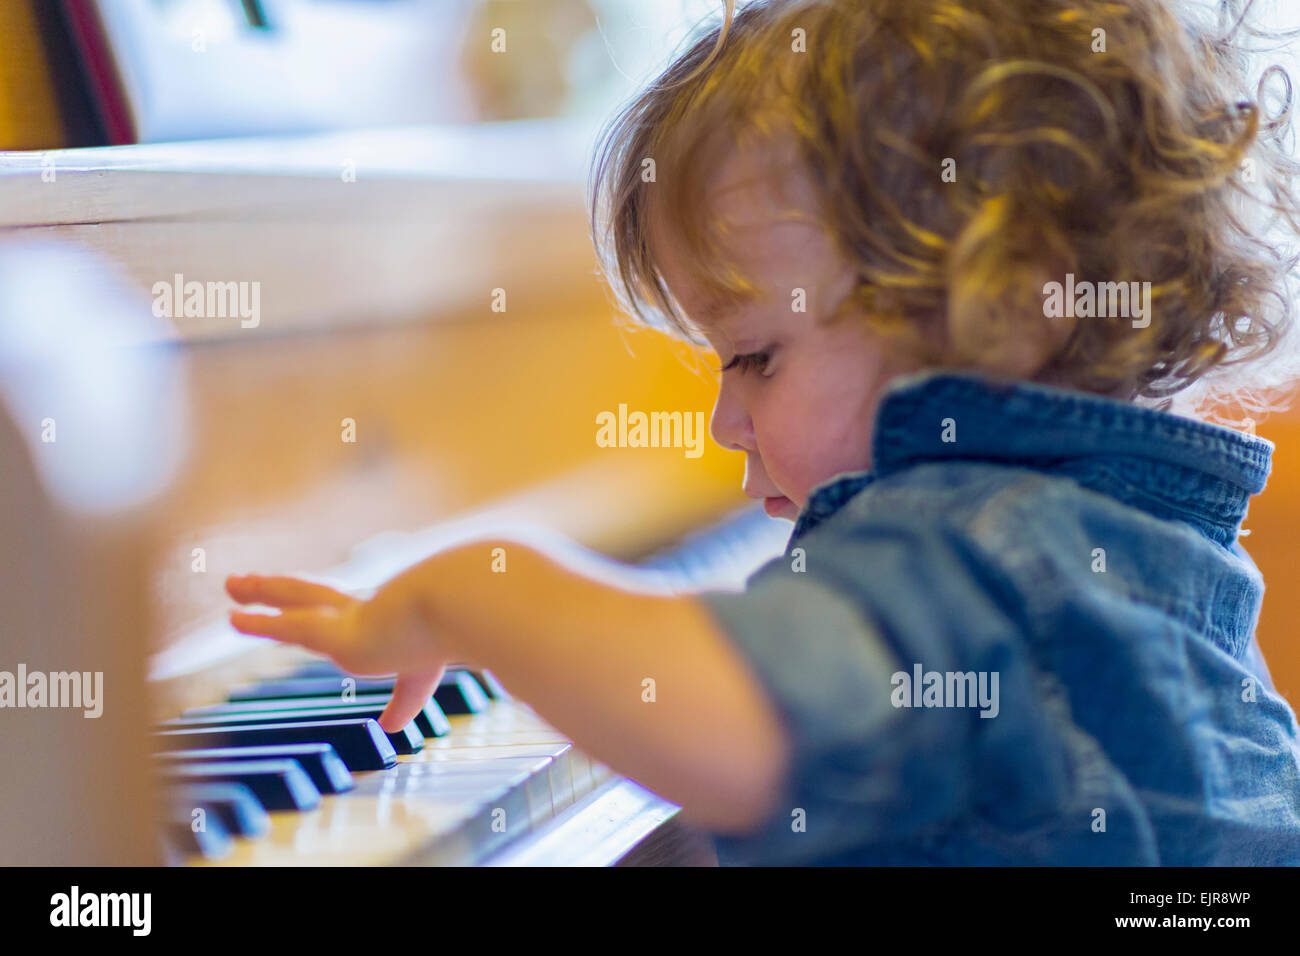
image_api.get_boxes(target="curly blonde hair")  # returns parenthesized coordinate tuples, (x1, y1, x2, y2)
(588, 0, 1300, 420)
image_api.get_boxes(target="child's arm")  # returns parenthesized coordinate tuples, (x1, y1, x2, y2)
(226, 539, 791, 833)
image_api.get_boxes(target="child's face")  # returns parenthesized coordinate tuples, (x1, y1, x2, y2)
(651, 148, 911, 520)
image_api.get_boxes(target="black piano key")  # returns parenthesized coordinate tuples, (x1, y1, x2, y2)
(159, 705, 426, 754)
(170, 781, 271, 837)
(162, 759, 322, 812)
(158, 744, 354, 795)
(154, 719, 397, 771)
(415, 698, 452, 737)
(184, 694, 451, 739)
(434, 670, 490, 715)
(381, 720, 424, 755)
(289, 660, 353, 678)
(230, 671, 492, 715)
(462, 669, 510, 701)
(229, 676, 398, 700)
(289, 660, 508, 701)
(165, 813, 233, 859)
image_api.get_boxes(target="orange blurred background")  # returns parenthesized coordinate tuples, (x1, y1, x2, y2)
(1238, 414, 1300, 707)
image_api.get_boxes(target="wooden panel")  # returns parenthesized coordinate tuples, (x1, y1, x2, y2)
(0, 134, 596, 341)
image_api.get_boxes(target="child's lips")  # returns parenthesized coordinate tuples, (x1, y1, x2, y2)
(763, 495, 794, 518)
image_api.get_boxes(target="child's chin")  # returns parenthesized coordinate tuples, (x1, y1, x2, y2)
(763, 496, 797, 520)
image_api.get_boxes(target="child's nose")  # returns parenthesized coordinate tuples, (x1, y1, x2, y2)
(709, 386, 754, 452)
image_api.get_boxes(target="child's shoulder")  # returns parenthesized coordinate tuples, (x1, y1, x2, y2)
(777, 452, 1256, 654)
(805, 459, 1107, 556)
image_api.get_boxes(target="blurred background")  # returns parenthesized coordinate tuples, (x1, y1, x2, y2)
(1, 0, 756, 146)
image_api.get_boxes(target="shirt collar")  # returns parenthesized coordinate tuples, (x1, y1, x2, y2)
(791, 370, 1273, 546)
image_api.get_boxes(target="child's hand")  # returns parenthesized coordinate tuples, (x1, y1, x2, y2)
(225, 573, 446, 732)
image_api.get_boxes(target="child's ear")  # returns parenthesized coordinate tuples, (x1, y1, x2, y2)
(950, 318, 1065, 382)
(946, 254, 1079, 381)
(995, 301, 1077, 380)
(1021, 257, 1081, 376)
(938, 306, 1043, 379)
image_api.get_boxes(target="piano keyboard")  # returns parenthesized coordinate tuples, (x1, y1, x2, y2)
(156, 505, 789, 866)
(158, 665, 604, 865)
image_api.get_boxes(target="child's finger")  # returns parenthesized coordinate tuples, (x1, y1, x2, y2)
(229, 608, 345, 654)
(226, 574, 352, 609)
(380, 670, 443, 733)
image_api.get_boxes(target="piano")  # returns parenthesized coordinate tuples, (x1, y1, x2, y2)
(149, 505, 787, 867)
(0, 131, 790, 865)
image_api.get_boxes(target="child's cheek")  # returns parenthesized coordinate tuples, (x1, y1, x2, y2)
(756, 403, 816, 501)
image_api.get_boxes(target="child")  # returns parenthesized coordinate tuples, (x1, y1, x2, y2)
(227, 0, 1300, 864)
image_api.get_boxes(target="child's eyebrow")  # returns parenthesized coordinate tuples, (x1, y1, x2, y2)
(697, 292, 751, 323)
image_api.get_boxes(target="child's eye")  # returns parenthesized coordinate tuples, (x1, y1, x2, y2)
(719, 349, 774, 377)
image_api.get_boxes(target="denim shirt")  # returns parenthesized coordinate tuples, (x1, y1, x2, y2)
(699, 370, 1300, 865)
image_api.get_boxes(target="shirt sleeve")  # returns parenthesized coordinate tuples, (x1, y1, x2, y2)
(694, 516, 1061, 864)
